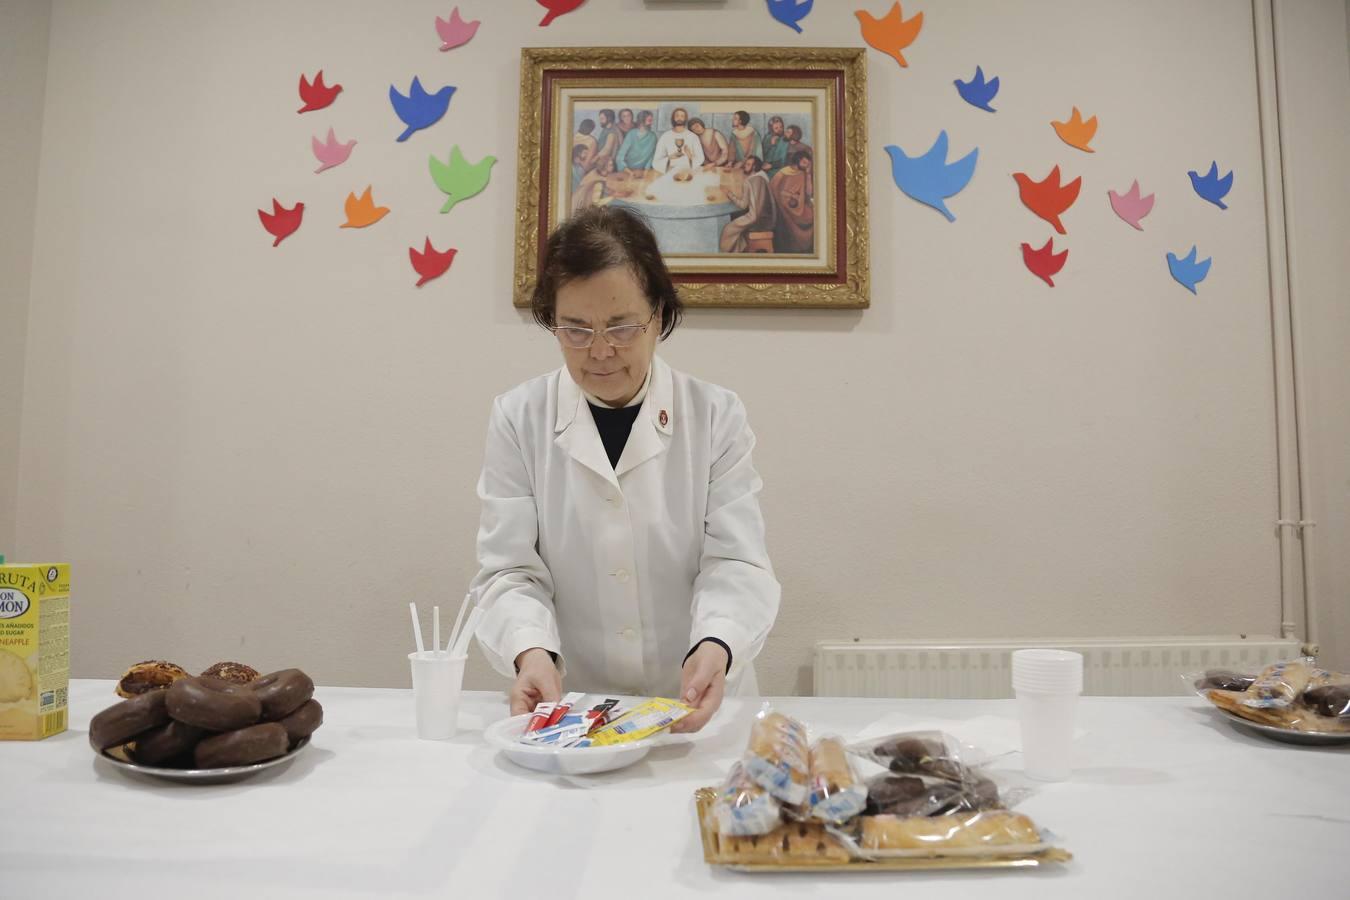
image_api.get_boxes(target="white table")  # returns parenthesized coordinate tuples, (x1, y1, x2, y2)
(3, 681, 1346, 898)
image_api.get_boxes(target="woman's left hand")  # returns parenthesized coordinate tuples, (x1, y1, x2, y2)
(671, 642, 729, 733)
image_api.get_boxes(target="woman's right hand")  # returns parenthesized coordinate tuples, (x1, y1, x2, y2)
(511, 648, 562, 715)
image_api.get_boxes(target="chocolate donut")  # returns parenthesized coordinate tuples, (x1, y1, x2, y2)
(89, 690, 170, 751)
(194, 722, 289, 768)
(166, 676, 262, 731)
(131, 719, 206, 766)
(1196, 669, 1256, 693)
(252, 669, 314, 721)
(115, 660, 189, 698)
(279, 699, 323, 744)
(200, 661, 260, 685)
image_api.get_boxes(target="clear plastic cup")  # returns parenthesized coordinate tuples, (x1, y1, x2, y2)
(1011, 649, 1082, 782)
(409, 651, 466, 740)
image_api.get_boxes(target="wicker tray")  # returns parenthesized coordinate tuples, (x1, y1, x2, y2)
(694, 788, 1072, 873)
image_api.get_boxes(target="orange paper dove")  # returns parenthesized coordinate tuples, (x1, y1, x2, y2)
(1051, 107, 1098, 152)
(856, 2, 924, 68)
(341, 186, 390, 229)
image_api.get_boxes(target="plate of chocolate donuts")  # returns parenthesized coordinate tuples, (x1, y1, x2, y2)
(90, 661, 324, 784)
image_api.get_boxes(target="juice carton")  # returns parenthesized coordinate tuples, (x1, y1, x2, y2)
(0, 563, 71, 740)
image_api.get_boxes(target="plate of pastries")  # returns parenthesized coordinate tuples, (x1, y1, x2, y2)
(89, 660, 324, 783)
(1195, 660, 1350, 746)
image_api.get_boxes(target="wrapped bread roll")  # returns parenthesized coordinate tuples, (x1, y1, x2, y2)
(807, 737, 868, 824)
(1241, 660, 1314, 709)
(716, 819, 851, 864)
(860, 811, 1041, 854)
(743, 710, 811, 806)
(713, 762, 782, 836)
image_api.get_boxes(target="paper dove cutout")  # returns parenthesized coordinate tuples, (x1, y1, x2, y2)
(1107, 180, 1155, 230)
(1013, 165, 1082, 234)
(767, 0, 813, 33)
(537, 0, 585, 27)
(1167, 246, 1212, 294)
(955, 66, 999, 112)
(341, 186, 390, 229)
(1051, 107, 1097, 152)
(1022, 237, 1068, 287)
(429, 146, 497, 214)
(410, 238, 457, 286)
(1188, 162, 1234, 210)
(856, 2, 924, 68)
(884, 131, 978, 222)
(312, 128, 356, 174)
(390, 77, 456, 142)
(297, 71, 341, 114)
(436, 8, 481, 50)
(257, 199, 304, 247)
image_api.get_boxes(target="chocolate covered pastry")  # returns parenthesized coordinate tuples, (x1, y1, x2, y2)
(90, 689, 171, 751)
(1195, 669, 1256, 693)
(864, 773, 1001, 818)
(194, 722, 289, 768)
(166, 676, 262, 731)
(131, 720, 206, 766)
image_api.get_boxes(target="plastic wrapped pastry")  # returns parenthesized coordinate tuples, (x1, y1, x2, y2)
(713, 762, 782, 836)
(807, 737, 868, 824)
(743, 708, 811, 806)
(858, 811, 1043, 857)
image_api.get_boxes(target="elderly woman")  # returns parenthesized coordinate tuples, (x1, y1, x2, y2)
(471, 207, 780, 732)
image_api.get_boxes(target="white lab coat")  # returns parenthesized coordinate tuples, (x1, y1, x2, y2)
(471, 356, 779, 699)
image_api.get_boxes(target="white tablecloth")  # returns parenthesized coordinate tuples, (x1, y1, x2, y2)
(2, 681, 1346, 898)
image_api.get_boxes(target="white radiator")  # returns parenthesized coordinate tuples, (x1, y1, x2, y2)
(813, 637, 1304, 698)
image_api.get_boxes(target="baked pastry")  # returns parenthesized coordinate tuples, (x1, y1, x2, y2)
(860, 812, 1041, 853)
(716, 819, 851, 864)
(1242, 661, 1314, 709)
(115, 660, 189, 698)
(713, 761, 781, 836)
(278, 699, 323, 745)
(743, 711, 811, 805)
(251, 669, 314, 720)
(863, 734, 968, 782)
(808, 738, 867, 823)
(1303, 684, 1350, 719)
(200, 662, 260, 685)
(194, 722, 289, 768)
(130, 720, 206, 766)
(89, 690, 171, 751)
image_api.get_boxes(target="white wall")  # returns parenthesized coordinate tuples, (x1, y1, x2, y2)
(11, 0, 1345, 693)
(0, 0, 50, 558)
(1275, 0, 1350, 667)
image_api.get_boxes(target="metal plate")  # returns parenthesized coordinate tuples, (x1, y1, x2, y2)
(98, 738, 310, 784)
(1216, 709, 1350, 747)
(694, 788, 1072, 872)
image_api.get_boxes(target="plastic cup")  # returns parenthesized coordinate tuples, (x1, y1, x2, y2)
(409, 651, 466, 740)
(1011, 649, 1082, 782)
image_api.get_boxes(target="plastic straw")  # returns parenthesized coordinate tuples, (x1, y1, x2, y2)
(447, 591, 473, 653)
(409, 602, 425, 654)
(450, 607, 482, 659)
(433, 605, 441, 658)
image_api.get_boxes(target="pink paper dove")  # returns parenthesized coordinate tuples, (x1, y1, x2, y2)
(1107, 180, 1155, 230)
(312, 128, 356, 174)
(436, 7, 481, 50)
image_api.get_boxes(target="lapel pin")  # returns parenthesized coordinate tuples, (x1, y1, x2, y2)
(659, 409, 669, 428)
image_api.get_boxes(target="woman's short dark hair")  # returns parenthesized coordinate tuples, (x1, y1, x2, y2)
(531, 207, 683, 341)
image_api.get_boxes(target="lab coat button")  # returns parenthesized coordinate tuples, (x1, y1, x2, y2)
(615, 569, 631, 583)
(621, 627, 637, 641)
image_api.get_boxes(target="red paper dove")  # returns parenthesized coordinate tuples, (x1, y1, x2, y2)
(1021, 237, 1068, 287)
(298, 70, 342, 113)
(257, 199, 304, 247)
(538, 0, 586, 27)
(410, 238, 457, 286)
(1013, 165, 1082, 234)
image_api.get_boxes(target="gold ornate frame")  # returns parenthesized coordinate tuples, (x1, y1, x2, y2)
(513, 47, 869, 309)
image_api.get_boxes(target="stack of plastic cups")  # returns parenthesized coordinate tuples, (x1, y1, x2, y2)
(1011, 649, 1083, 782)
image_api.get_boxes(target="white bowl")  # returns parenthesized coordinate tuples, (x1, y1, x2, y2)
(484, 713, 669, 775)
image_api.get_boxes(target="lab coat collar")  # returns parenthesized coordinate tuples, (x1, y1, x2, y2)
(554, 357, 674, 485)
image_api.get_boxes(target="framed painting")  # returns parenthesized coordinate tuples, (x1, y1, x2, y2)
(513, 47, 869, 309)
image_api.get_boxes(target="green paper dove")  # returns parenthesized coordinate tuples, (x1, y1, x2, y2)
(429, 146, 497, 213)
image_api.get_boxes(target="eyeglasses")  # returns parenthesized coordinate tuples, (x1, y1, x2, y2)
(551, 310, 657, 350)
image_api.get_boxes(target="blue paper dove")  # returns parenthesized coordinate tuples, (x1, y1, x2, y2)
(1166, 246, 1212, 294)
(1188, 161, 1233, 210)
(884, 131, 979, 222)
(954, 66, 999, 112)
(390, 77, 456, 142)
(766, 0, 813, 33)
